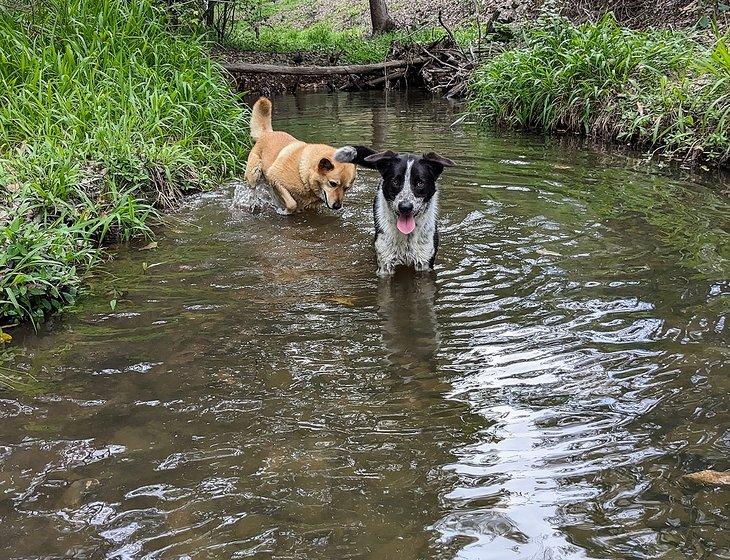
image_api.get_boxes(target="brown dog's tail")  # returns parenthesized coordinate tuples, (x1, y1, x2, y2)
(250, 97, 273, 141)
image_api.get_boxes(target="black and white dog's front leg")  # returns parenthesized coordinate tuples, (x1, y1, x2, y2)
(407, 225, 438, 273)
(412, 245, 436, 272)
(374, 232, 397, 277)
(414, 229, 439, 272)
(377, 263, 397, 277)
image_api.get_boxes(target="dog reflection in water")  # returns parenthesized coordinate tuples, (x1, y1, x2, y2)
(377, 268, 440, 374)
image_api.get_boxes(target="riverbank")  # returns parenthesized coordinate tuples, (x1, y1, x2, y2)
(0, 0, 249, 331)
(218, 24, 483, 95)
(469, 15, 730, 168)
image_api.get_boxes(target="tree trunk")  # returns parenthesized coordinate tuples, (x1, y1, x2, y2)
(368, 0, 396, 35)
(204, 0, 215, 27)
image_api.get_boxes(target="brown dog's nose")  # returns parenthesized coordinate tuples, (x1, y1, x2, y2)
(331, 201, 342, 210)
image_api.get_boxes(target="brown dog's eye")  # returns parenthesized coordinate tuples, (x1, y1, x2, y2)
(329, 181, 338, 188)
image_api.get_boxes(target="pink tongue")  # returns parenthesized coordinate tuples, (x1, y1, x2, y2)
(396, 213, 416, 235)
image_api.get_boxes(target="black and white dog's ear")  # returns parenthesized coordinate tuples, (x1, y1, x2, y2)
(422, 152, 456, 168)
(363, 150, 399, 169)
(334, 145, 380, 169)
(364, 150, 397, 162)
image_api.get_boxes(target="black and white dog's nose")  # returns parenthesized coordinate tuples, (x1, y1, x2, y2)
(398, 201, 414, 214)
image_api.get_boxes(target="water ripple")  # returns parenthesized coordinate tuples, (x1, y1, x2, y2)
(1, 91, 727, 560)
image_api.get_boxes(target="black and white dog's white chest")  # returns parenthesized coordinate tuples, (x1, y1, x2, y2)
(373, 188, 439, 276)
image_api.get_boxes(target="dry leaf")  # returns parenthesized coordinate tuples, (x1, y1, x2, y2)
(536, 248, 562, 257)
(144, 262, 165, 270)
(330, 296, 356, 307)
(683, 470, 730, 487)
(140, 241, 158, 250)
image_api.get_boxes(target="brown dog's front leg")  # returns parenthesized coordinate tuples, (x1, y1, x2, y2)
(270, 181, 298, 214)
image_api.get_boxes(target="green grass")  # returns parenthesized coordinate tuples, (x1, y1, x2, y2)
(469, 14, 730, 167)
(0, 0, 250, 327)
(229, 22, 477, 63)
(248, 0, 305, 22)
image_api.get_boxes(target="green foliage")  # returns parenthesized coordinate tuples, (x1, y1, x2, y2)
(0, 0, 250, 327)
(229, 22, 465, 63)
(247, 0, 305, 23)
(0, 202, 93, 324)
(469, 14, 730, 167)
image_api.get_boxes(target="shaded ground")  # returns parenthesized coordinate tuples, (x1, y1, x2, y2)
(266, 0, 726, 30)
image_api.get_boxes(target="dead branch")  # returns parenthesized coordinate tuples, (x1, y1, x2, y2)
(366, 70, 406, 87)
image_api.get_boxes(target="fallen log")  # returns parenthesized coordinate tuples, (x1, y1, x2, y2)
(365, 70, 406, 88)
(221, 58, 426, 76)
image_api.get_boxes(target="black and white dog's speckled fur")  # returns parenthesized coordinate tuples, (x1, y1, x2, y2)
(336, 146, 455, 276)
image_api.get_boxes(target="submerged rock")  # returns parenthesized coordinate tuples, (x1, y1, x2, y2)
(62, 478, 100, 506)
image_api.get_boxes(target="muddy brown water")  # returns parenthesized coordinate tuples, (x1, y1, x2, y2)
(1, 92, 729, 559)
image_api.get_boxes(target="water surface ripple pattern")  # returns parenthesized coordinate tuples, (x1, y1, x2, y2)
(1, 92, 728, 560)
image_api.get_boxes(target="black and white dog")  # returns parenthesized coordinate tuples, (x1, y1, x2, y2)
(335, 146, 455, 276)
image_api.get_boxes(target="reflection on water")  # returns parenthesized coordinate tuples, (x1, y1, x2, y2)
(378, 270, 440, 372)
(1, 91, 728, 560)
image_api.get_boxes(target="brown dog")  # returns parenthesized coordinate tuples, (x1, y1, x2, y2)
(244, 97, 363, 214)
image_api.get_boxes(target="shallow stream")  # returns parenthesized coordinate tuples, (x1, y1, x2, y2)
(1, 92, 728, 559)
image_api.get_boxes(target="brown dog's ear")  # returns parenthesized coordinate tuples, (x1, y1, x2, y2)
(363, 150, 398, 165)
(422, 152, 456, 168)
(318, 157, 334, 173)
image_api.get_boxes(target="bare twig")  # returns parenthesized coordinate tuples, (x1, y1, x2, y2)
(474, 0, 482, 51)
(419, 45, 462, 71)
(437, 9, 467, 57)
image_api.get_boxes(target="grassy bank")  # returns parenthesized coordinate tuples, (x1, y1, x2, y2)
(229, 22, 477, 63)
(227, 0, 473, 63)
(0, 0, 249, 329)
(469, 15, 730, 167)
